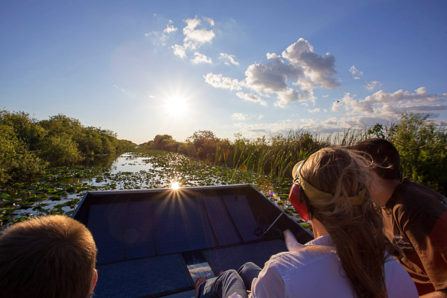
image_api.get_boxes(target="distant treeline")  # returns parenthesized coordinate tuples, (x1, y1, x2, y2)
(139, 113, 447, 195)
(0, 110, 135, 185)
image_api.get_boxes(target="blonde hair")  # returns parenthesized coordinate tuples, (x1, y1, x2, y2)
(301, 147, 388, 298)
(0, 215, 97, 298)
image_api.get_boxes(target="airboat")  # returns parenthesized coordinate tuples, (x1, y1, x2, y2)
(72, 184, 313, 298)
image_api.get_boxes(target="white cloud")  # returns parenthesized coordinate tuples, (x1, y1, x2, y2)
(244, 54, 311, 107)
(323, 109, 328, 112)
(204, 38, 343, 108)
(212, 38, 339, 108)
(204, 73, 244, 90)
(149, 95, 155, 98)
(164, 20, 177, 34)
(323, 94, 329, 98)
(220, 53, 240, 66)
(144, 31, 158, 37)
(349, 65, 363, 80)
(365, 81, 383, 91)
(183, 17, 215, 50)
(145, 20, 178, 45)
(236, 92, 267, 106)
(331, 99, 342, 112)
(171, 44, 186, 58)
(308, 108, 320, 113)
(231, 113, 250, 120)
(191, 52, 212, 64)
(275, 89, 308, 107)
(333, 87, 447, 119)
(258, 115, 264, 120)
(203, 17, 215, 26)
(282, 38, 339, 89)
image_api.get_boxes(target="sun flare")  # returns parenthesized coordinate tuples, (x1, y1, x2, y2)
(171, 181, 180, 190)
(165, 97, 188, 117)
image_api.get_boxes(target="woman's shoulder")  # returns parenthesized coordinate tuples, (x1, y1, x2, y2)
(267, 244, 338, 272)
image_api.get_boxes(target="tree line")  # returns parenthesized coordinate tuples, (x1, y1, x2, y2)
(0, 110, 135, 185)
(139, 114, 447, 195)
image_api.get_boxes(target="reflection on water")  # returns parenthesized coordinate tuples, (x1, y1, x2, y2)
(109, 154, 156, 174)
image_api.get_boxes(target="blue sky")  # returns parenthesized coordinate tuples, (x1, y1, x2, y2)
(1, 0, 446, 143)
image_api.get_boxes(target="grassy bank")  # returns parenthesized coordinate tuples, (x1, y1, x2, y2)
(140, 113, 447, 195)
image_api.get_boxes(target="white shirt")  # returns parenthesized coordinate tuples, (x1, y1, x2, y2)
(247, 233, 418, 298)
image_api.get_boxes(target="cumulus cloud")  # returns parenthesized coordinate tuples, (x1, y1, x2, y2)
(331, 100, 342, 112)
(244, 53, 312, 107)
(282, 38, 339, 89)
(163, 20, 177, 34)
(220, 53, 240, 66)
(365, 81, 383, 91)
(160, 20, 177, 44)
(245, 55, 303, 93)
(236, 92, 267, 106)
(149, 95, 155, 98)
(258, 115, 264, 120)
(183, 17, 215, 50)
(205, 38, 340, 108)
(171, 44, 186, 58)
(308, 108, 320, 113)
(203, 73, 244, 90)
(275, 89, 308, 107)
(191, 52, 212, 64)
(323, 94, 329, 98)
(349, 65, 363, 80)
(231, 113, 250, 120)
(333, 87, 447, 119)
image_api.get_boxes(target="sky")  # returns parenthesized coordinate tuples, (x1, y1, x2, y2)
(1, 0, 447, 144)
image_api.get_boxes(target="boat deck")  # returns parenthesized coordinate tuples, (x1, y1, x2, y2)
(73, 184, 313, 298)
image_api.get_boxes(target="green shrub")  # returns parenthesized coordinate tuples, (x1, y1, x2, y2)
(389, 113, 447, 195)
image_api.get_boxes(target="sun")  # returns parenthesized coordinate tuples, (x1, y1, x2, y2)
(165, 96, 188, 117)
(170, 181, 180, 190)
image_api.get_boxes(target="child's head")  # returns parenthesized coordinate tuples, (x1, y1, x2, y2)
(0, 215, 98, 298)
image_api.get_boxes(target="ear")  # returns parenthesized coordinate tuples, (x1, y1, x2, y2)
(90, 269, 98, 294)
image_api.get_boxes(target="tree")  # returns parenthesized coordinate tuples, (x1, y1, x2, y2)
(390, 113, 447, 194)
(154, 135, 173, 150)
(188, 130, 219, 161)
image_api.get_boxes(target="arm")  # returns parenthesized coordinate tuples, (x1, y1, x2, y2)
(250, 261, 285, 298)
(400, 208, 447, 295)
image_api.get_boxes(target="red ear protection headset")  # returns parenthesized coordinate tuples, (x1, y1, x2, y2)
(288, 158, 313, 221)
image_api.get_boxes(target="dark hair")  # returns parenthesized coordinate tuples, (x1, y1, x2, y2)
(353, 138, 401, 180)
(301, 147, 388, 298)
(0, 215, 97, 298)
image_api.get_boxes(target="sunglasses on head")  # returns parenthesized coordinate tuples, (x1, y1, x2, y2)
(289, 159, 313, 221)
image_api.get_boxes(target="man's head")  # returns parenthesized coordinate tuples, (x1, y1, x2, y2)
(353, 138, 402, 181)
(0, 215, 97, 298)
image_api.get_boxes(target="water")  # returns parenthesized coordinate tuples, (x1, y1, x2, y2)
(1, 151, 302, 228)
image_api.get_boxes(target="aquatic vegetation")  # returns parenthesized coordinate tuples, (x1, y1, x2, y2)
(0, 150, 301, 228)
